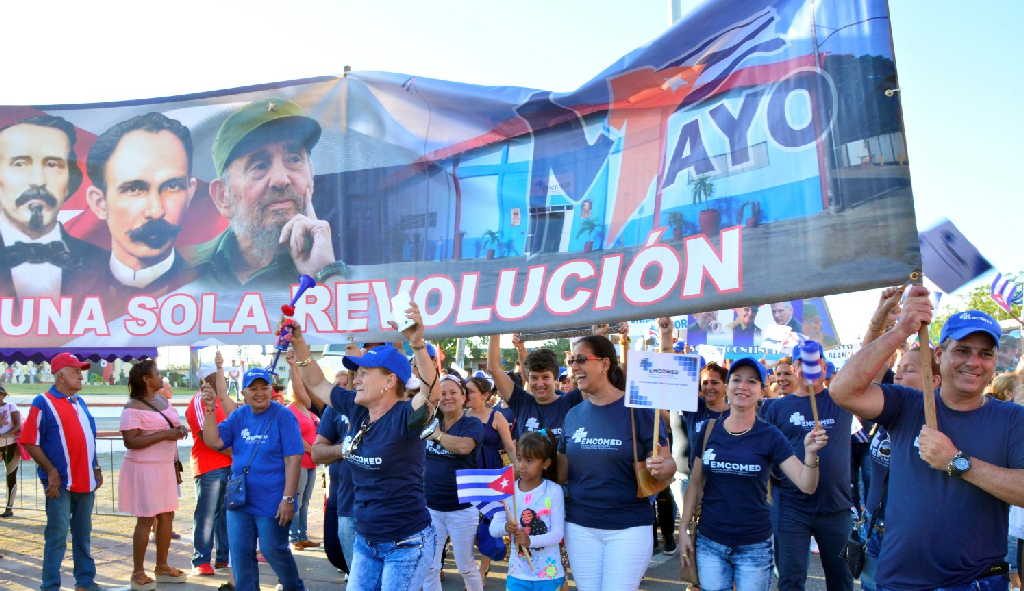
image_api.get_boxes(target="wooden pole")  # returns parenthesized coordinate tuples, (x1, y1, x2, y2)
(910, 271, 938, 429)
(508, 464, 533, 569)
(806, 382, 821, 427)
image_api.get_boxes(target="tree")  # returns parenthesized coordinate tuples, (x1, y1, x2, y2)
(929, 272, 1022, 342)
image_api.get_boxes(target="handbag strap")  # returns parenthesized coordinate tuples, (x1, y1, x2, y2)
(630, 407, 642, 462)
(691, 418, 717, 516)
(239, 411, 274, 474)
(138, 397, 177, 429)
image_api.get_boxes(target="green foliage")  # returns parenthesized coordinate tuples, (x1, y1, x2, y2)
(929, 272, 1022, 342)
(689, 175, 715, 205)
(575, 218, 603, 240)
(481, 230, 501, 250)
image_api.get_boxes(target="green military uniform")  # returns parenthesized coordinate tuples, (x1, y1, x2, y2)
(188, 228, 300, 289)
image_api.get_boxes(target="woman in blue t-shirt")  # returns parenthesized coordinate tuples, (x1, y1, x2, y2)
(285, 303, 442, 591)
(678, 358, 828, 591)
(200, 367, 306, 591)
(556, 335, 676, 591)
(421, 375, 484, 591)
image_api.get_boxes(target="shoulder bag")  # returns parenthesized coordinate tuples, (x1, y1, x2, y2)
(225, 412, 273, 509)
(680, 418, 717, 586)
(631, 408, 672, 498)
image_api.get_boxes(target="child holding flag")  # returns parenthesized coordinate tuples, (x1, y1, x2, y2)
(489, 431, 565, 590)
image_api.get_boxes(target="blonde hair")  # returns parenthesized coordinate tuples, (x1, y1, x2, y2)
(986, 373, 1018, 402)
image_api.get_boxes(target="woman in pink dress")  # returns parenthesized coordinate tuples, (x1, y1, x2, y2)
(119, 359, 190, 590)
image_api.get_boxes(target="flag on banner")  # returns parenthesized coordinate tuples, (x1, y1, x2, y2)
(456, 466, 515, 504)
(919, 220, 992, 293)
(991, 273, 1023, 314)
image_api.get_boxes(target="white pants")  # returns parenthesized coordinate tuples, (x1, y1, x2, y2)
(422, 506, 483, 591)
(566, 522, 652, 591)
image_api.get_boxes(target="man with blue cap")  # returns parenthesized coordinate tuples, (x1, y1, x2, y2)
(188, 98, 336, 288)
(831, 285, 1024, 591)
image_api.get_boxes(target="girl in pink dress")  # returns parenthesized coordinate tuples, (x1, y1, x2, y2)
(119, 359, 189, 590)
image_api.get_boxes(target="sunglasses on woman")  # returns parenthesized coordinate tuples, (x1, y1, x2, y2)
(342, 418, 373, 457)
(566, 354, 602, 366)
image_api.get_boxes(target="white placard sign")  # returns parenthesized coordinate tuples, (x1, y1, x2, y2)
(625, 351, 700, 412)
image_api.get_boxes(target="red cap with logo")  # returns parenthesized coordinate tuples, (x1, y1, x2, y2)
(50, 353, 91, 374)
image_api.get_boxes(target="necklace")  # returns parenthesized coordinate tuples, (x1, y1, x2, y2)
(724, 421, 753, 437)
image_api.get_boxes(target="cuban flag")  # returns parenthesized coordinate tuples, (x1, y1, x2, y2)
(456, 466, 515, 504)
(991, 273, 1022, 314)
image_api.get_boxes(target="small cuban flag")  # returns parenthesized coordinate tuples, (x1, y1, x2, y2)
(991, 273, 1022, 314)
(456, 466, 514, 504)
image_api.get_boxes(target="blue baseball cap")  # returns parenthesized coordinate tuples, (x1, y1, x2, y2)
(727, 357, 767, 384)
(242, 367, 273, 388)
(343, 344, 412, 384)
(939, 310, 1001, 347)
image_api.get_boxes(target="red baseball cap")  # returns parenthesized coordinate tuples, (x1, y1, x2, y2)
(50, 353, 91, 374)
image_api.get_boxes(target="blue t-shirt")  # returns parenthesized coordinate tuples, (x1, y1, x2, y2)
(344, 400, 431, 542)
(694, 418, 793, 546)
(874, 384, 1024, 590)
(559, 396, 668, 530)
(863, 426, 890, 517)
(317, 404, 355, 517)
(509, 384, 582, 440)
(424, 415, 484, 511)
(218, 402, 304, 517)
(760, 389, 852, 514)
(681, 398, 730, 469)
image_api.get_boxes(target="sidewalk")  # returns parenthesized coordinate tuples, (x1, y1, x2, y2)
(0, 490, 689, 590)
(0, 491, 835, 590)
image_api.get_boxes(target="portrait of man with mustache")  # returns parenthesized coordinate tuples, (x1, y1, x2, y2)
(0, 115, 105, 300)
(85, 112, 197, 294)
(186, 98, 336, 288)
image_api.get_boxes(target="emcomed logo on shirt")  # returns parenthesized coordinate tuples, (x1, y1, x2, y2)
(703, 448, 762, 474)
(240, 428, 268, 444)
(569, 427, 623, 449)
(787, 412, 836, 430)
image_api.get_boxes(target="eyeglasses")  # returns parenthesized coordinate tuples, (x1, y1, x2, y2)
(566, 355, 602, 366)
(342, 418, 373, 457)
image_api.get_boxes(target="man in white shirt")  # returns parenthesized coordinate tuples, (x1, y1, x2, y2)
(85, 112, 197, 295)
(0, 115, 105, 300)
(0, 384, 21, 517)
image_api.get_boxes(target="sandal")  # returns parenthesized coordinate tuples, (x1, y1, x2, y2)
(130, 571, 156, 591)
(154, 565, 188, 583)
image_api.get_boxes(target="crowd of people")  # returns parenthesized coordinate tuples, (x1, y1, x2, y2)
(1, 287, 1023, 591)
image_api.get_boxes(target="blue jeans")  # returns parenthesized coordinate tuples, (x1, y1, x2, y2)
(859, 511, 885, 591)
(192, 467, 230, 566)
(339, 514, 356, 568)
(289, 467, 317, 543)
(348, 525, 435, 591)
(770, 500, 853, 591)
(878, 573, 1009, 591)
(696, 534, 773, 591)
(42, 488, 96, 591)
(227, 509, 305, 591)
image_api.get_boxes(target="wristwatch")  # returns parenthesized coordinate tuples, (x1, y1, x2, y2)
(946, 451, 972, 478)
(281, 495, 296, 503)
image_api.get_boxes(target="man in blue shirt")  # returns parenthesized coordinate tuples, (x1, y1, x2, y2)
(487, 334, 581, 440)
(831, 289, 1024, 591)
(761, 352, 853, 591)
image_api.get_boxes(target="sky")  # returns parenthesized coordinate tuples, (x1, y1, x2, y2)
(1, 0, 1020, 345)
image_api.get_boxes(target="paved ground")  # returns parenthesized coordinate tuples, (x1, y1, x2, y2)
(0, 499, 840, 590)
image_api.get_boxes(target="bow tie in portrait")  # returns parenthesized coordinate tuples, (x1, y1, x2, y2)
(0, 241, 78, 268)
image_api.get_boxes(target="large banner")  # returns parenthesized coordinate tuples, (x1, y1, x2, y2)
(0, 0, 919, 346)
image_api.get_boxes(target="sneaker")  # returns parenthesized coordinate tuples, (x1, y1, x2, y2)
(810, 538, 820, 555)
(256, 552, 268, 564)
(663, 544, 679, 556)
(1, 508, 13, 518)
(194, 564, 215, 576)
(215, 561, 229, 569)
